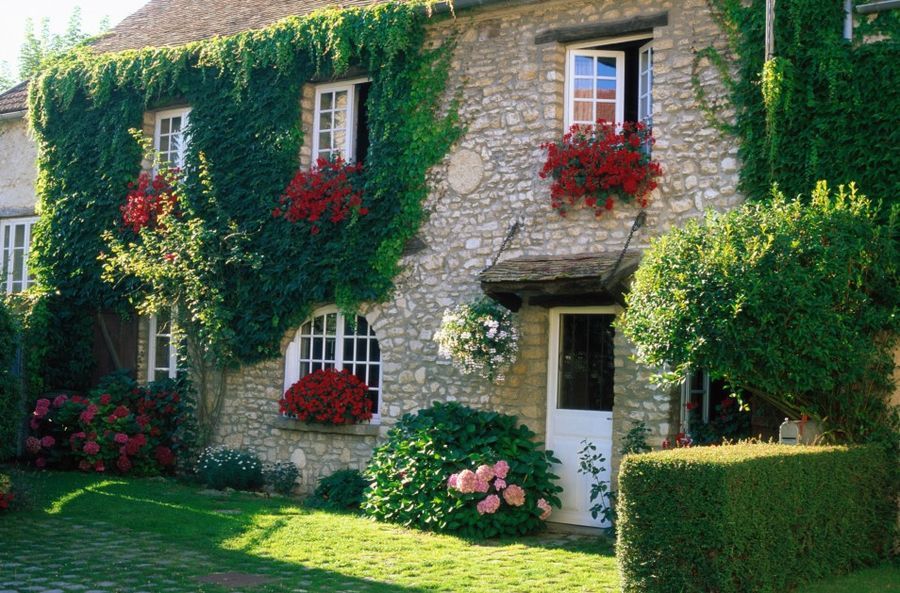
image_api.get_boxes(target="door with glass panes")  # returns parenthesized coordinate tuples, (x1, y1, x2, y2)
(546, 307, 617, 527)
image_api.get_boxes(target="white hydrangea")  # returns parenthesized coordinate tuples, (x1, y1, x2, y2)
(433, 299, 520, 382)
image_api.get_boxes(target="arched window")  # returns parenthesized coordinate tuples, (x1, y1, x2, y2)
(283, 307, 382, 419)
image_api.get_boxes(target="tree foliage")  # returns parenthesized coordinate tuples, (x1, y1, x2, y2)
(620, 183, 899, 443)
(18, 7, 100, 81)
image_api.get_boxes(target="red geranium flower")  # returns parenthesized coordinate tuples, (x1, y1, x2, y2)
(273, 156, 368, 234)
(279, 369, 372, 425)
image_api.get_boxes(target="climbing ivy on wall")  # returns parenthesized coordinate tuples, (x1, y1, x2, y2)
(697, 0, 899, 203)
(28, 1, 461, 368)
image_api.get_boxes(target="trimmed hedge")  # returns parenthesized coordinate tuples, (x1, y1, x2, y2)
(617, 444, 896, 593)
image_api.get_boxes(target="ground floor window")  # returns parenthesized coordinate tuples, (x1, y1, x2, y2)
(1, 216, 37, 294)
(283, 307, 382, 419)
(680, 370, 752, 443)
(148, 310, 179, 382)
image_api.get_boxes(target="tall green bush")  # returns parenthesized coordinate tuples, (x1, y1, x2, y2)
(620, 183, 898, 443)
(0, 299, 21, 460)
(363, 402, 561, 538)
(617, 444, 896, 593)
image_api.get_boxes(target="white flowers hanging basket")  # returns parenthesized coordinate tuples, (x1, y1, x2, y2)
(433, 298, 520, 382)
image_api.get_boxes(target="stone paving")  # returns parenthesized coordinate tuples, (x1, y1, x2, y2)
(0, 517, 326, 593)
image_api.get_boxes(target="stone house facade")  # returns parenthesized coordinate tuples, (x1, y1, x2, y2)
(0, 0, 747, 527)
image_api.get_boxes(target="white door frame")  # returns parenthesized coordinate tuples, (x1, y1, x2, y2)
(546, 306, 620, 527)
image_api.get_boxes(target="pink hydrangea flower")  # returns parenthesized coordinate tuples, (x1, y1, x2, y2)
(114, 433, 128, 445)
(83, 441, 100, 456)
(79, 404, 98, 424)
(94, 461, 105, 472)
(493, 460, 510, 480)
(475, 478, 489, 493)
(476, 494, 501, 515)
(456, 469, 477, 494)
(493, 478, 507, 490)
(78, 460, 91, 472)
(40, 436, 55, 448)
(537, 498, 552, 520)
(25, 436, 41, 454)
(53, 394, 68, 408)
(502, 484, 526, 506)
(447, 473, 459, 489)
(117, 456, 132, 472)
(35, 457, 46, 468)
(35, 398, 50, 411)
(475, 464, 495, 482)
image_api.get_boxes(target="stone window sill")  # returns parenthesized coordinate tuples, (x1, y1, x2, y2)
(272, 416, 382, 436)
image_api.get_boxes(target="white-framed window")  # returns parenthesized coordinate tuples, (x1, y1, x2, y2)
(680, 370, 742, 432)
(1, 216, 38, 294)
(638, 42, 654, 125)
(147, 310, 179, 382)
(283, 306, 382, 421)
(312, 78, 369, 163)
(564, 35, 654, 129)
(154, 107, 191, 169)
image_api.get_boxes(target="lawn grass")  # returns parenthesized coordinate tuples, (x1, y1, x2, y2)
(1, 468, 895, 593)
(2, 469, 617, 593)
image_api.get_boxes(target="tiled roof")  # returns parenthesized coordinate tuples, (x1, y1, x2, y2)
(0, 81, 29, 116)
(479, 252, 641, 285)
(90, 0, 389, 53)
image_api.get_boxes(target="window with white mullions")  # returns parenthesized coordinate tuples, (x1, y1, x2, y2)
(284, 307, 382, 419)
(148, 310, 179, 382)
(565, 36, 654, 130)
(1, 217, 37, 294)
(638, 42, 653, 126)
(312, 78, 371, 164)
(154, 107, 190, 169)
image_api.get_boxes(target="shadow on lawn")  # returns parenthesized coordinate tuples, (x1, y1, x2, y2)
(7, 468, 434, 593)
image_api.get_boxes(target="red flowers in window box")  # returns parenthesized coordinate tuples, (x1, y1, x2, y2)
(272, 156, 368, 235)
(121, 169, 181, 233)
(540, 120, 662, 217)
(280, 368, 372, 425)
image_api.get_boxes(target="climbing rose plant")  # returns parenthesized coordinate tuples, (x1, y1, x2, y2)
(433, 298, 519, 382)
(272, 156, 367, 235)
(279, 368, 372, 425)
(121, 169, 181, 234)
(540, 120, 661, 217)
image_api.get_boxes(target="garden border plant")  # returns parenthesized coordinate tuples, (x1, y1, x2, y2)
(27, 1, 462, 385)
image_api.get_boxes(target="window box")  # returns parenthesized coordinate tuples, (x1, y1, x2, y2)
(271, 416, 382, 437)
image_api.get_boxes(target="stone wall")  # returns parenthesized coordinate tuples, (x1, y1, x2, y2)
(199, 0, 742, 493)
(0, 116, 38, 217)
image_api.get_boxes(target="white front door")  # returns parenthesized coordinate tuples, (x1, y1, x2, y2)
(546, 307, 618, 528)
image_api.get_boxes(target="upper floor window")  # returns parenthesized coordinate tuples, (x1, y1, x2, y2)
(154, 107, 191, 169)
(1, 216, 37, 294)
(284, 307, 382, 420)
(313, 79, 370, 164)
(148, 310, 179, 382)
(565, 37, 653, 129)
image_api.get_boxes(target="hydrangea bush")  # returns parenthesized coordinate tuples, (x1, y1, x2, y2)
(363, 402, 561, 538)
(196, 447, 263, 491)
(25, 373, 196, 474)
(433, 298, 519, 382)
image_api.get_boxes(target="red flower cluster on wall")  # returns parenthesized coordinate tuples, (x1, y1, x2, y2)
(540, 120, 662, 217)
(25, 382, 190, 475)
(272, 156, 368, 235)
(279, 368, 372, 425)
(120, 169, 181, 233)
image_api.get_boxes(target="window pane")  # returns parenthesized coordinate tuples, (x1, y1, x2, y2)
(334, 91, 348, 109)
(333, 130, 346, 153)
(12, 250, 23, 282)
(597, 57, 616, 78)
(333, 109, 347, 129)
(171, 117, 182, 133)
(344, 337, 355, 361)
(356, 338, 368, 361)
(357, 316, 369, 335)
(574, 55, 593, 76)
(370, 339, 380, 361)
(14, 224, 25, 248)
(574, 78, 592, 99)
(368, 365, 380, 388)
(160, 119, 170, 135)
(367, 391, 379, 414)
(319, 110, 332, 132)
(312, 337, 323, 360)
(159, 136, 169, 153)
(312, 315, 323, 334)
(325, 313, 337, 335)
(596, 79, 617, 100)
(320, 92, 333, 111)
(557, 314, 615, 411)
(573, 101, 593, 122)
(324, 337, 336, 362)
(596, 103, 616, 122)
(154, 369, 169, 382)
(300, 336, 310, 360)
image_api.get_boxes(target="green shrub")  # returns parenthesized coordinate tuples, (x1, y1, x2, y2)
(263, 461, 300, 495)
(617, 444, 896, 593)
(195, 447, 263, 491)
(363, 402, 561, 538)
(307, 469, 368, 510)
(620, 184, 899, 444)
(0, 299, 22, 460)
